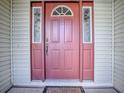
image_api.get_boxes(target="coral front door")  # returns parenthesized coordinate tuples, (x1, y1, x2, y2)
(45, 3, 79, 79)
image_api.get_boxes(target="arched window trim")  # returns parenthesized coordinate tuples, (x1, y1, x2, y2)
(51, 5, 73, 16)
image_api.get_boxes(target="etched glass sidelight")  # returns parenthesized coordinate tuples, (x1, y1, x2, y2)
(83, 7, 92, 43)
(32, 7, 42, 43)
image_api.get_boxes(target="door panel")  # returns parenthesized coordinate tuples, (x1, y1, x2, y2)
(51, 20, 60, 42)
(33, 50, 42, 69)
(83, 44, 94, 80)
(64, 50, 73, 70)
(51, 50, 60, 69)
(64, 20, 72, 42)
(84, 49, 91, 69)
(46, 3, 79, 79)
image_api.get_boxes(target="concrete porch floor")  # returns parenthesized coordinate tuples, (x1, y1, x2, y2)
(7, 87, 118, 93)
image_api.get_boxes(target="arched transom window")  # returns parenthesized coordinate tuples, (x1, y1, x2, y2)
(51, 5, 73, 16)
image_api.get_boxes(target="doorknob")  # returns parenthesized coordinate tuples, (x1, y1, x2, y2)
(45, 38, 48, 56)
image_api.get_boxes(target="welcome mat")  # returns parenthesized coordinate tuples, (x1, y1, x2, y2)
(43, 86, 85, 93)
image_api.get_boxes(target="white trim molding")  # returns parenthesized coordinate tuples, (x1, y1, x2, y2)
(13, 80, 113, 87)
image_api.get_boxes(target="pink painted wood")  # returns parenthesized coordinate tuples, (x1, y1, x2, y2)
(79, 0, 83, 81)
(30, 1, 94, 80)
(31, 2, 44, 80)
(45, 3, 80, 79)
(82, 2, 94, 80)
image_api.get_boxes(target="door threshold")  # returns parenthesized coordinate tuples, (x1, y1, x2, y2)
(43, 79, 82, 86)
(45, 79, 80, 82)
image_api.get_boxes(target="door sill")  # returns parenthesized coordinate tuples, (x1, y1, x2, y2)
(44, 79, 82, 86)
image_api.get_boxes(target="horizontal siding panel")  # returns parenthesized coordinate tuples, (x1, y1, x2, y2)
(94, 0, 112, 3)
(95, 7, 112, 11)
(114, 0, 124, 93)
(13, 9, 29, 14)
(95, 48, 112, 51)
(95, 20, 112, 24)
(13, 15, 29, 20)
(0, 73, 11, 83)
(0, 57, 10, 62)
(0, 16, 10, 24)
(0, 10, 10, 19)
(0, 5, 10, 15)
(95, 35, 112, 39)
(12, 0, 30, 85)
(0, 61, 10, 67)
(0, 36, 10, 40)
(0, 27, 10, 33)
(114, 64, 124, 72)
(95, 43, 112, 47)
(94, 15, 112, 19)
(95, 23, 112, 27)
(0, 54, 10, 58)
(0, 69, 11, 76)
(115, 34, 124, 39)
(114, 43, 124, 46)
(0, 20, 10, 27)
(95, 12, 112, 17)
(115, 48, 124, 52)
(0, 0, 11, 93)
(94, 3, 112, 7)
(0, 0, 10, 9)
(114, 29, 124, 35)
(94, 0, 112, 84)
(95, 40, 112, 43)
(95, 51, 112, 55)
(0, 24, 10, 32)
(12, 39, 29, 42)
(13, 0, 29, 4)
(0, 65, 10, 72)
(0, 80, 11, 93)
(95, 55, 112, 59)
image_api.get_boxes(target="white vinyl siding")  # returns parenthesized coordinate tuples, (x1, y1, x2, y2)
(0, 0, 12, 93)
(94, 0, 112, 83)
(114, 0, 124, 93)
(12, 0, 112, 85)
(12, 0, 31, 85)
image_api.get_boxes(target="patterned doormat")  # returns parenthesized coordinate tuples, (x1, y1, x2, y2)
(43, 86, 85, 93)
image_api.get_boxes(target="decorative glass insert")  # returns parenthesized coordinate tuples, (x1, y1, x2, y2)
(51, 5, 73, 16)
(83, 7, 92, 43)
(32, 7, 42, 43)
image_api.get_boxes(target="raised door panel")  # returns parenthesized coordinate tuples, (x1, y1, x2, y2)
(64, 20, 73, 42)
(83, 47, 93, 80)
(32, 69, 42, 80)
(51, 50, 61, 69)
(84, 49, 91, 69)
(51, 20, 60, 42)
(64, 50, 73, 70)
(32, 50, 42, 69)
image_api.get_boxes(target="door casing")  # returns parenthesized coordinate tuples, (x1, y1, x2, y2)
(30, 1, 94, 81)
